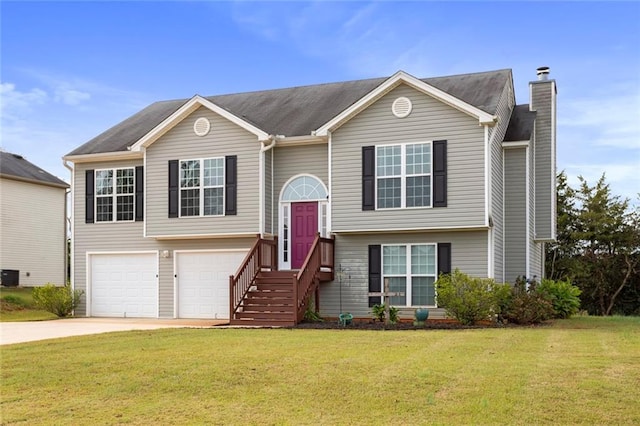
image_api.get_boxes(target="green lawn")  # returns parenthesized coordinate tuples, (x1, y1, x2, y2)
(0, 287, 58, 322)
(2, 316, 639, 425)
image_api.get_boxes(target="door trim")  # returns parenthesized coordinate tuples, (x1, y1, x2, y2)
(290, 201, 319, 269)
(278, 175, 329, 271)
(173, 249, 249, 319)
(86, 251, 159, 318)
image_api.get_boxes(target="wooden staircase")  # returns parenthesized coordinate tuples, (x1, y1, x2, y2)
(232, 271, 297, 326)
(229, 234, 334, 326)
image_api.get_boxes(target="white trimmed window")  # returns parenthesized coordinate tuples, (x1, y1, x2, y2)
(376, 142, 431, 209)
(95, 168, 134, 222)
(180, 158, 224, 217)
(383, 244, 437, 306)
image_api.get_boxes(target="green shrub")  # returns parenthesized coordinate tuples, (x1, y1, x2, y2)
(435, 269, 498, 325)
(372, 304, 386, 322)
(537, 278, 581, 319)
(371, 304, 399, 324)
(388, 306, 399, 324)
(303, 295, 323, 322)
(503, 277, 554, 324)
(492, 282, 514, 323)
(32, 283, 83, 317)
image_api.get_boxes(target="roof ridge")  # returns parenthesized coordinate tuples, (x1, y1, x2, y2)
(204, 76, 388, 99)
(137, 69, 511, 104)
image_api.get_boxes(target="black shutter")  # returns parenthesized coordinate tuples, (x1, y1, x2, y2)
(168, 160, 179, 218)
(433, 140, 447, 207)
(225, 155, 237, 215)
(437, 243, 452, 276)
(362, 146, 375, 210)
(368, 244, 382, 307)
(135, 166, 144, 221)
(85, 170, 94, 223)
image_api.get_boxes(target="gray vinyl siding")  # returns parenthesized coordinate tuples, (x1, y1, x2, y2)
(331, 84, 486, 232)
(272, 144, 329, 228)
(531, 81, 556, 240)
(490, 81, 514, 282)
(504, 148, 527, 282)
(529, 140, 542, 280)
(145, 106, 260, 237)
(72, 160, 253, 317)
(0, 178, 67, 286)
(319, 230, 488, 319)
(530, 241, 543, 280)
(73, 159, 154, 315)
(264, 149, 273, 234)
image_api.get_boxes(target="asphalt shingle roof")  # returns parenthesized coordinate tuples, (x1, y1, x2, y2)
(67, 69, 513, 156)
(504, 104, 536, 142)
(0, 151, 68, 187)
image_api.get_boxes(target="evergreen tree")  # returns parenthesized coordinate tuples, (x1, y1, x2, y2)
(546, 173, 640, 315)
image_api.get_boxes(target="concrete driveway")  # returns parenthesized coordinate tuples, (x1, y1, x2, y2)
(0, 318, 227, 345)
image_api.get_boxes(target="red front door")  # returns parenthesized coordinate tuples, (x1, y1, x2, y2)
(291, 202, 318, 269)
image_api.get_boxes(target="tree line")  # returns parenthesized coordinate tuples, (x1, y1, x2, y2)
(545, 172, 639, 315)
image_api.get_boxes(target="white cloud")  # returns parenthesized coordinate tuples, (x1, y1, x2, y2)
(560, 91, 640, 150)
(0, 83, 48, 120)
(1, 72, 152, 186)
(54, 88, 91, 106)
(228, 2, 444, 78)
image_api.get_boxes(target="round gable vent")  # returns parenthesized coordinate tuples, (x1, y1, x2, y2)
(193, 117, 211, 136)
(392, 97, 412, 118)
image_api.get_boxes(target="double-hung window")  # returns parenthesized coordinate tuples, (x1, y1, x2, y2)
(95, 168, 134, 222)
(382, 244, 437, 306)
(376, 142, 431, 209)
(180, 158, 224, 217)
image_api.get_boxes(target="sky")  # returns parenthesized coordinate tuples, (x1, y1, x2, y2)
(1, 1, 639, 203)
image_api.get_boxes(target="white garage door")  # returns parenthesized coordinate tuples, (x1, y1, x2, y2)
(176, 251, 247, 319)
(90, 253, 158, 318)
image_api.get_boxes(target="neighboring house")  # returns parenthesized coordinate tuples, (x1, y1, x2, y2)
(0, 151, 69, 287)
(64, 67, 556, 324)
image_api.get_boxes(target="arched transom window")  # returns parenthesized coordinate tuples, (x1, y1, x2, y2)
(281, 175, 327, 202)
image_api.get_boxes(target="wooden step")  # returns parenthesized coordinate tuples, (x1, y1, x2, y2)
(317, 271, 334, 282)
(242, 294, 294, 306)
(239, 304, 295, 313)
(229, 318, 295, 327)
(244, 291, 293, 305)
(257, 271, 297, 279)
(255, 277, 295, 286)
(234, 311, 294, 321)
(253, 283, 293, 291)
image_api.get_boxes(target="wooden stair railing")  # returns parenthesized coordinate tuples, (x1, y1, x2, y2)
(294, 234, 335, 323)
(229, 236, 277, 321)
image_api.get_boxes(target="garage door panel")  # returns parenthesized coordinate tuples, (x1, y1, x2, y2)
(91, 253, 158, 318)
(177, 251, 247, 319)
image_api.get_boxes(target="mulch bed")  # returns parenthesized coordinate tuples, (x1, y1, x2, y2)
(290, 319, 511, 330)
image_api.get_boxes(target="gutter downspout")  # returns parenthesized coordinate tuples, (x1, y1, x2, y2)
(258, 135, 278, 237)
(63, 160, 73, 291)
